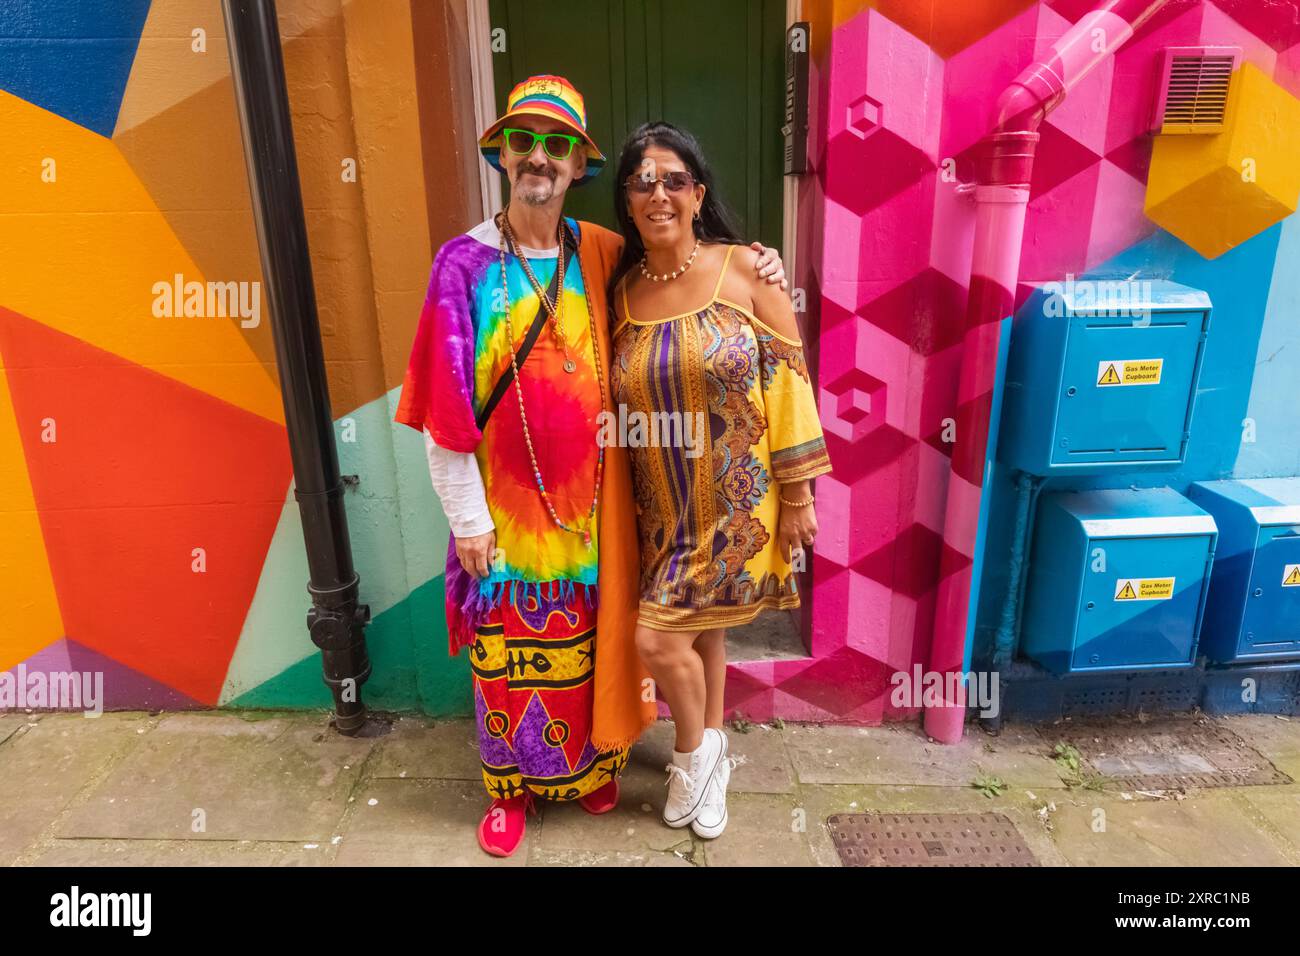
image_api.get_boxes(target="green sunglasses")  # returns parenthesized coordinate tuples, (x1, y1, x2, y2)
(501, 127, 582, 160)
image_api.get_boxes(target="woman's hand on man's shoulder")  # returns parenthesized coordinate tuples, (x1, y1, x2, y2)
(745, 247, 801, 342)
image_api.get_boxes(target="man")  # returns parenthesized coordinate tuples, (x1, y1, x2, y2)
(395, 75, 785, 858)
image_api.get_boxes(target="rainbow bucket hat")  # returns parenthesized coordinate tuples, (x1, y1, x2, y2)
(478, 74, 606, 186)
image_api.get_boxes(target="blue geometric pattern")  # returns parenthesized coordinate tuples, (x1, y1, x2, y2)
(0, 1, 153, 137)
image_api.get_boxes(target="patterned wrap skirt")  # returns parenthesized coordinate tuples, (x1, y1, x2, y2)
(470, 583, 628, 800)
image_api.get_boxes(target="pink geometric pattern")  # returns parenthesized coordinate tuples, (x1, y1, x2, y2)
(726, 0, 1297, 730)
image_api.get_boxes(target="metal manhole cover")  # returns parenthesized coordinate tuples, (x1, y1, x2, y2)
(826, 812, 1038, 867)
(1044, 717, 1292, 790)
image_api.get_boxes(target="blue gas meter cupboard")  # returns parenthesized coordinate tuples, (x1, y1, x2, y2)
(999, 280, 1211, 475)
(1021, 488, 1218, 674)
(1189, 478, 1300, 663)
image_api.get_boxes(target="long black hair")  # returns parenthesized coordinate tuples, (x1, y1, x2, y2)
(610, 121, 743, 293)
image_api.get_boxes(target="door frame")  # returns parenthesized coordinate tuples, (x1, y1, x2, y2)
(782, 0, 801, 280)
(467, 0, 502, 219)
(467, 0, 801, 254)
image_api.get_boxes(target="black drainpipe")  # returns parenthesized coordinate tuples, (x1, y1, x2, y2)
(221, 0, 372, 734)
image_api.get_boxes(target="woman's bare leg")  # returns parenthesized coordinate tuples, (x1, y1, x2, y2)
(694, 628, 727, 730)
(635, 624, 706, 752)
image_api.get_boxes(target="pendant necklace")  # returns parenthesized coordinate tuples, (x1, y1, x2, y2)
(501, 212, 577, 373)
(495, 212, 605, 547)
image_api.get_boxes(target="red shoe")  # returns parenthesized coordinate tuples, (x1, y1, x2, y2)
(477, 793, 535, 858)
(577, 779, 620, 815)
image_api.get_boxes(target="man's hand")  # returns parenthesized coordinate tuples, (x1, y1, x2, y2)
(750, 241, 789, 291)
(456, 530, 496, 579)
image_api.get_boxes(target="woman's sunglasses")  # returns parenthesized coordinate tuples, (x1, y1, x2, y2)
(502, 127, 581, 160)
(624, 171, 697, 195)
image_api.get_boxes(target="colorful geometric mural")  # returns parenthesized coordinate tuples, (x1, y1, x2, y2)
(0, 0, 466, 715)
(1147, 62, 1300, 258)
(3, 0, 1298, 732)
(720, 0, 1300, 725)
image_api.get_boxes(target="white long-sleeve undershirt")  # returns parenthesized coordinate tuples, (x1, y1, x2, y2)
(423, 430, 494, 539)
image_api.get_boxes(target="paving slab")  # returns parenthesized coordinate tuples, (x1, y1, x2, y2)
(795, 784, 1071, 868)
(3, 711, 1295, 867)
(1045, 789, 1296, 867)
(1232, 786, 1300, 853)
(722, 724, 797, 794)
(334, 777, 526, 866)
(1218, 715, 1300, 779)
(532, 756, 689, 856)
(784, 723, 1009, 787)
(528, 846, 695, 867)
(971, 724, 1073, 789)
(57, 712, 374, 842)
(370, 715, 481, 781)
(0, 712, 155, 865)
(29, 839, 337, 867)
(0, 712, 32, 746)
(698, 791, 819, 867)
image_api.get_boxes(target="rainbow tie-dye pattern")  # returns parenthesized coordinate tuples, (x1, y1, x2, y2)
(395, 217, 604, 650)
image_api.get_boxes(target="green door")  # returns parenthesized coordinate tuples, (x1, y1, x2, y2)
(488, 0, 786, 249)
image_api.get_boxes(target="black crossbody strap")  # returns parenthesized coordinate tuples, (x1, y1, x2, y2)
(475, 223, 578, 432)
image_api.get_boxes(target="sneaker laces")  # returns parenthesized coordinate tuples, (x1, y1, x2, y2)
(664, 763, 696, 798)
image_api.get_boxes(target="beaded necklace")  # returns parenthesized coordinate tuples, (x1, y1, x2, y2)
(639, 238, 700, 282)
(502, 212, 576, 372)
(495, 211, 606, 548)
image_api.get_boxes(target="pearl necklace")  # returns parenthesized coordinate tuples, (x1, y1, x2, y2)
(639, 239, 700, 282)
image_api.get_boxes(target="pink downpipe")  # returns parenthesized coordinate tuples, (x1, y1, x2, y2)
(923, 0, 1169, 743)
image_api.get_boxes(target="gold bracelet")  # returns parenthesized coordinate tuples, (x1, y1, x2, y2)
(779, 492, 815, 508)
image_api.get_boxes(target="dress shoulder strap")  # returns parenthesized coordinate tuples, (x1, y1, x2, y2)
(711, 244, 738, 301)
(619, 275, 633, 324)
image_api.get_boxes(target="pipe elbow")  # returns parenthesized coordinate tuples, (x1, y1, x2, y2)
(995, 60, 1067, 133)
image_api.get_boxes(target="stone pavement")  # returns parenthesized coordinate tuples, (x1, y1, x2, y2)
(2, 709, 1297, 867)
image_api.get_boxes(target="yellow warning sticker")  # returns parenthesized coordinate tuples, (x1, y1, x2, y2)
(1114, 577, 1176, 601)
(1096, 359, 1163, 387)
(1283, 564, 1300, 587)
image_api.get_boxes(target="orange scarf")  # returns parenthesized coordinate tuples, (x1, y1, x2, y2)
(577, 220, 658, 752)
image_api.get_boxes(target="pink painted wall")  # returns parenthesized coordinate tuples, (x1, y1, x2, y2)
(725, 0, 1300, 725)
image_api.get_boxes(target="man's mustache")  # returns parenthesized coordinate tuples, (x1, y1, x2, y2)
(516, 163, 556, 181)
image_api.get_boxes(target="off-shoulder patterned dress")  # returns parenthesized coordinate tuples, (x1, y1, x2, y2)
(611, 244, 832, 632)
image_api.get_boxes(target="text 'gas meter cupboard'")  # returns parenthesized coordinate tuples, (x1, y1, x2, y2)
(999, 280, 1211, 475)
(1190, 478, 1300, 664)
(1021, 488, 1217, 675)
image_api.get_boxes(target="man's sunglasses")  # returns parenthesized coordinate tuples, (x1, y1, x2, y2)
(502, 127, 581, 160)
(624, 171, 697, 195)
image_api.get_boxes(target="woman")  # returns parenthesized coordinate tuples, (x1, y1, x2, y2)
(609, 123, 831, 839)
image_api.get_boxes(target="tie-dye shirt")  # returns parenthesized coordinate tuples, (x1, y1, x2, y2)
(395, 216, 607, 647)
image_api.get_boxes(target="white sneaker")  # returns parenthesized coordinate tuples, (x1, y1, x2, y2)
(662, 728, 726, 828)
(691, 748, 736, 839)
